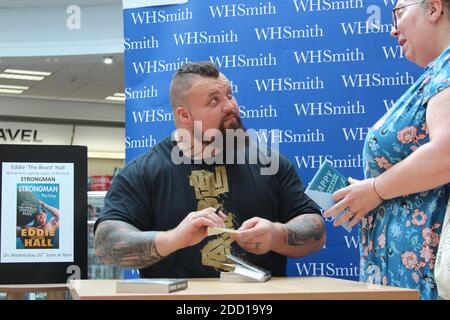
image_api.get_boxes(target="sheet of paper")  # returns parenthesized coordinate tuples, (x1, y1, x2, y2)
(207, 227, 239, 236)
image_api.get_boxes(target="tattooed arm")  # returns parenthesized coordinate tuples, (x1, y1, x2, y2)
(94, 220, 164, 269)
(232, 214, 325, 257)
(275, 214, 326, 257)
(94, 207, 227, 269)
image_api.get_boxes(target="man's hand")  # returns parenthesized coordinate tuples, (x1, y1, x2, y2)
(159, 207, 227, 254)
(95, 207, 226, 269)
(230, 217, 275, 255)
(232, 214, 325, 257)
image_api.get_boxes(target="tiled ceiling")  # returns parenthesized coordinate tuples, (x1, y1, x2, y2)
(0, 53, 124, 104)
(0, 0, 124, 105)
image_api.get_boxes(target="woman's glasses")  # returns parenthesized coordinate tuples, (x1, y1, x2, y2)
(392, 0, 426, 29)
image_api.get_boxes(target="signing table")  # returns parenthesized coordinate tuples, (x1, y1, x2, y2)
(69, 277, 419, 300)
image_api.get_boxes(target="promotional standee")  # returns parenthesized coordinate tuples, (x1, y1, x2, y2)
(123, 0, 422, 280)
(0, 145, 87, 284)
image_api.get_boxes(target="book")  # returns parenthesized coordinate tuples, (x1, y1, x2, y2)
(305, 161, 352, 233)
(116, 278, 188, 294)
(207, 226, 239, 236)
(220, 254, 271, 283)
(16, 184, 60, 249)
(220, 271, 261, 283)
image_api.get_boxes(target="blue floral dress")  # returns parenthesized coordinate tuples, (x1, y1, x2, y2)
(361, 45, 450, 300)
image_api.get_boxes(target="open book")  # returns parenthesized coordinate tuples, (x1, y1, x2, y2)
(116, 278, 188, 294)
(305, 161, 352, 233)
(220, 253, 271, 283)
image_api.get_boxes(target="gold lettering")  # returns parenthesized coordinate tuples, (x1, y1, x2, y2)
(20, 227, 55, 237)
(26, 238, 53, 247)
(189, 166, 238, 270)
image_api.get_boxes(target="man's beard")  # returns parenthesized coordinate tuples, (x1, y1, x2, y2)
(219, 115, 246, 135)
(202, 116, 249, 153)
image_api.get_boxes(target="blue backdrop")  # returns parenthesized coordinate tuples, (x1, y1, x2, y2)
(122, 0, 421, 280)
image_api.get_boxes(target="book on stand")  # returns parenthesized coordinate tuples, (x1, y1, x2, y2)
(305, 161, 352, 233)
(220, 253, 271, 283)
(116, 278, 188, 293)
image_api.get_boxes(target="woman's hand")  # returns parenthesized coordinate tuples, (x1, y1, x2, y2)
(323, 177, 384, 228)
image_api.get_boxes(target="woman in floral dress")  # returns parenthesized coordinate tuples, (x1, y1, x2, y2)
(324, 0, 450, 299)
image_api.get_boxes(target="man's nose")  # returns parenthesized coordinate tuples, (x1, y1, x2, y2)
(223, 100, 237, 113)
(390, 25, 399, 38)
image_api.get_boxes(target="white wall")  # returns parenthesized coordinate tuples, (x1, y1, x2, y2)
(0, 3, 123, 57)
(0, 97, 125, 159)
(0, 96, 124, 123)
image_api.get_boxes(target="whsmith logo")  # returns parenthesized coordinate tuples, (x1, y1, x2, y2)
(209, 53, 277, 69)
(173, 30, 238, 46)
(342, 127, 371, 141)
(255, 77, 324, 92)
(295, 262, 359, 277)
(293, 48, 365, 64)
(131, 109, 174, 123)
(125, 135, 157, 149)
(340, 20, 392, 35)
(292, 0, 364, 12)
(382, 46, 405, 59)
(255, 129, 325, 144)
(124, 36, 159, 51)
(125, 85, 158, 100)
(294, 154, 363, 169)
(130, 8, 193, 24)
(293, 101, 366, 116)
(209, 2, 276, 18)
(240, 105, 278, 119)
(132, 58, 189, 75)
(341, 72, 414, 88)
(254, 25, 324, 40)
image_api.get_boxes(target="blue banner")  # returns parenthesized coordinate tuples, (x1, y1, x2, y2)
(122, 0, 421, 280)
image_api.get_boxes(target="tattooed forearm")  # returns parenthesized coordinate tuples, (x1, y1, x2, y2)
(286, 214, 325, 246)
(94, 220, 163, 269)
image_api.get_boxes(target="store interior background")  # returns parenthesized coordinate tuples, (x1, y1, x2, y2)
(0, 0, 125, 175)
(0, 0, 126, 298)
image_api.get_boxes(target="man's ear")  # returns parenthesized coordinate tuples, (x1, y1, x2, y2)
(428, 0, 444, 23)
(175, 106, 191, 124)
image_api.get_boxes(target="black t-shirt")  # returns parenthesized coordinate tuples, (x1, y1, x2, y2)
(95, 136, 320, 278)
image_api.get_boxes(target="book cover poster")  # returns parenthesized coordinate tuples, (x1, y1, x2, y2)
(16, 183, 60, 250)
(1, 162, 74, 263)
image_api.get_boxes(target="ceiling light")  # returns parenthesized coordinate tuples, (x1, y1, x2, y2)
(5, 69, 52, 76)
(102, 56, 114, 65)
(0, 88, 24, 94)
(0, 84, 29, 90)
(0, 73, 44, 81)
(105, 96, 125, 102)
(113, 93, 125, 97)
